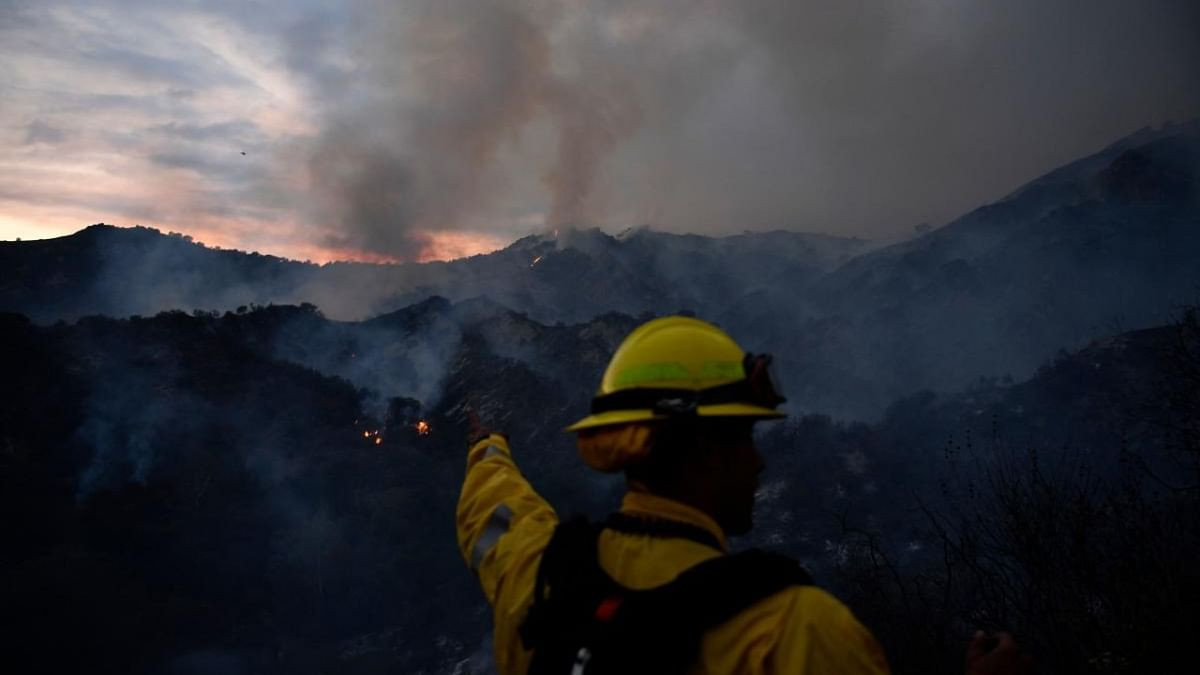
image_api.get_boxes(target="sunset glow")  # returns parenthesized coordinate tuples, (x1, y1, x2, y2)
(0, 213, 511, 264)
(413, 231, 508, 263)
(236, 227, 507, 263)
(2, 1, 1196, 263)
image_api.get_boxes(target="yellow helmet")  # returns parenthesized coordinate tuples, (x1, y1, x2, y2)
(565, 316, 787, 432)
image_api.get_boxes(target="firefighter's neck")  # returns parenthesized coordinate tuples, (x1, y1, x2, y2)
(628, 466, 733, 535)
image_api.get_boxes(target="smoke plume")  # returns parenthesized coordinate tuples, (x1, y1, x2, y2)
(296, 0, 651, 259)
(285, 0, 1200, 260)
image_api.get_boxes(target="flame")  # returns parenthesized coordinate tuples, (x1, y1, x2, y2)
(530, 255, 543, 268)
(363, 430, 370, 438)
(374, 436, 383, 446)
(415, 419, 431, 436)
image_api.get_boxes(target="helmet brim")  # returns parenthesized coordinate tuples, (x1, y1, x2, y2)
(565, 403, 786, 433)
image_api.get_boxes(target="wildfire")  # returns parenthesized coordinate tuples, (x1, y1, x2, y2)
(415, 419, 432, 436)
(374, 436, 383, 446)
(530, 255, 543, 269)
(362, 428, 383, 445)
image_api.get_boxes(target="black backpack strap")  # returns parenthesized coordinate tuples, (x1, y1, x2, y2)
(603, 512, 724, 552)
(520, 516, 613, 671)
(586, 549, 812, 674)
(521, 515, 813, 675)
(651, 548, 813, 631)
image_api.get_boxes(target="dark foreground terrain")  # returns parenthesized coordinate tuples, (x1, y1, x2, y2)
(2, 302, 1196, 674)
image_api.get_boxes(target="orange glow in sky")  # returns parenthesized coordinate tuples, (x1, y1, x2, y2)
(0, 207, 511, 265)
(413, 230, 508, 263)
(270, 229, 508, 264)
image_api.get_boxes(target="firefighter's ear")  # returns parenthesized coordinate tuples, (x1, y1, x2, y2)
(695, 420, 750, 461)
(693, 432, 731, 473)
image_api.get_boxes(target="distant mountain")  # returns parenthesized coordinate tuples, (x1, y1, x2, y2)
(2, 121, 1197, 420)
(0, 225, 320, 323)
(725, 120, 1200, 417)
(0, 223, 870, 325)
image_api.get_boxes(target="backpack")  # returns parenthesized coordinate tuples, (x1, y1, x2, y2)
(518, 514, 812, 675)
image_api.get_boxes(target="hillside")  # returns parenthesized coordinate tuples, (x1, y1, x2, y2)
(3, 122, 1197, 420)
(727, 120, 1200, 417)
(2, 301, 1196, 673)
(0, 304, 638, 673)
(0, 223, 869, 325)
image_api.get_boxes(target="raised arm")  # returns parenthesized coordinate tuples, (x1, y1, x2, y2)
(455, 433, 558, 671)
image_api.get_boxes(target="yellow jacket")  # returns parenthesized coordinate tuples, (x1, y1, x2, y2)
(457, 434, 891, 675)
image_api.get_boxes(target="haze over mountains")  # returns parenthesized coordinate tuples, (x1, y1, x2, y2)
(3, 282, 1194, 674)
(2, 121, 1199, 673)
(0, 222, 872, 325)
(3, 120, 1197, 419)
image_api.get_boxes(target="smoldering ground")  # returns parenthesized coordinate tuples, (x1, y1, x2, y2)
(2, 308, 500, 672)
(5, 287, 1200, 673)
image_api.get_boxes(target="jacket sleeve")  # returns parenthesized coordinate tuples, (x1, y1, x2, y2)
(768, 586, 891, 674)
(456, 433, 558, 672)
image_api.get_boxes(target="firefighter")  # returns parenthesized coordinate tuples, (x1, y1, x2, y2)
(457, 316, 1029, 674)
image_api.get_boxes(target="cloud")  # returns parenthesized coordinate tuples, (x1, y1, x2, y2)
(24, 120, 67, 145)
(287, 0, 1200, 259)
(1, 0, 1197, 260)
(150, 120, 261, 143)
(76, 44, 226, 87)
(0, 0, 320, 250)
(144, 120, 267, 181)
(148, 152, 231, 173)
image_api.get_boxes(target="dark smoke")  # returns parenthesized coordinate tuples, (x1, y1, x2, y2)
(286, 0, 1199, 260)
(541, 64, 641, 227)
(297, 0, 648, 259)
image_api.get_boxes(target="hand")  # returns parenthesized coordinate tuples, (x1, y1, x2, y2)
(966, 631, 1032, 675)
(467, 406, 501, 446)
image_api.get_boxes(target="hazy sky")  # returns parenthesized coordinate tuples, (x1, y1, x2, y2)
(2, 0, 1197, 262)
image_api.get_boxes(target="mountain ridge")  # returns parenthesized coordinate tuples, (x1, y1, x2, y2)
(2, 120, 1198, 419)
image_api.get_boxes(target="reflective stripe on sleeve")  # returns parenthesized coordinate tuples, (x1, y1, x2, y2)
(470, 503, 514, 571)
(483, 444, 505, 460)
